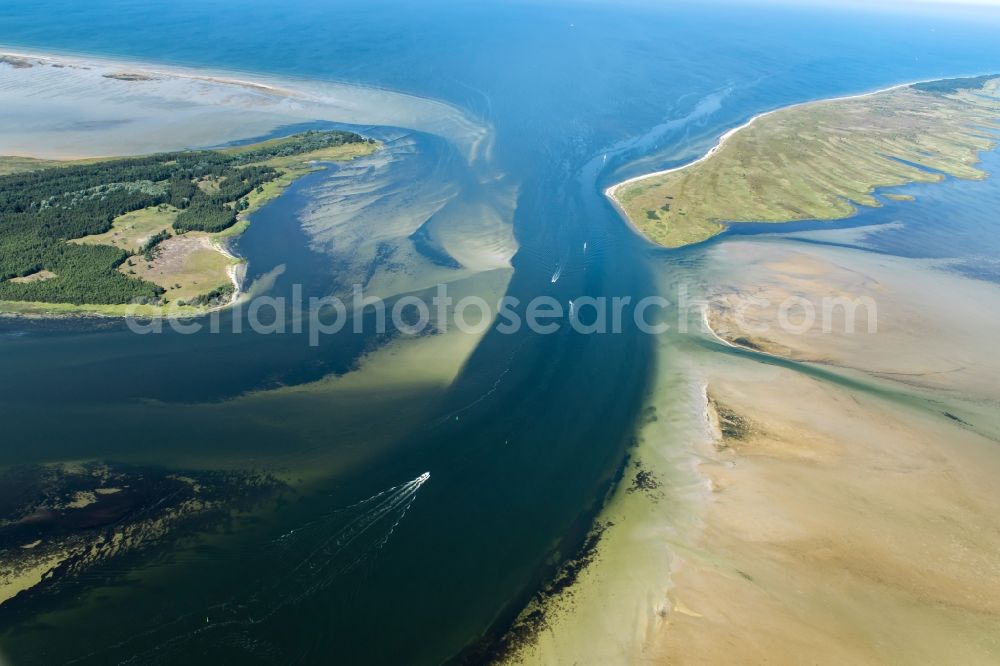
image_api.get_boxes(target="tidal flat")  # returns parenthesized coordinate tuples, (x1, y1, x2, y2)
(505, 222, 1000, 664)
(0, 49, 490, 162)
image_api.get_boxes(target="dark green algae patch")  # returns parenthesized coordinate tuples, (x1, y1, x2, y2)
(0, 461, 283, 615)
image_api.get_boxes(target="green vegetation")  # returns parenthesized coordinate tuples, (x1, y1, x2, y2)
(613, 77, 1000, 248)
(913, 74, 999, 94)
(0, 156, 62, 176)
(123, 234, 236, 306)
(140, 230, 171, 260)
(71, 204, 181, 253)
(179, 283, 234, 308)
(173, 202, 240, 233)
(0, 130, 372, 307)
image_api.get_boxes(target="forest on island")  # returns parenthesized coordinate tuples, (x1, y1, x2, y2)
(0, 130, 370, 305)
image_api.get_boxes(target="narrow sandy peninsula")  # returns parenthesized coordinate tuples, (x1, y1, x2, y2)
(607, 75, 1000, 247)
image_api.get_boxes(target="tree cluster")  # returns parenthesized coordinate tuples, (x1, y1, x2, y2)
(0, 130, 366, 305)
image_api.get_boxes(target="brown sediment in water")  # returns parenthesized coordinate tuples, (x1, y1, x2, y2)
(652, 363, 1000, 665)
(504, 233, 1000, 665)
(701, 239, 1000, 404)
(651, 236, 1000, 663)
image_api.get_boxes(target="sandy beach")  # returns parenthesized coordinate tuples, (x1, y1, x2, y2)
(506, 228, 1000, 664)
(652, 357, 1000, 665)
(701, 238, 1000, 409)
(604, 79, 932, 204)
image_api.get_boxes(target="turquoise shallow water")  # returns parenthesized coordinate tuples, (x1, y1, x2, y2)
(2, 1, 1000, 663)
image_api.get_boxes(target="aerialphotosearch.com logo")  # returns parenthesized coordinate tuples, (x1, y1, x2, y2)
(124, 283, 878, 346)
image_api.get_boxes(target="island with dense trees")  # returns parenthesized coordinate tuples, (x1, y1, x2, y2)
(0, 130, 377, 315)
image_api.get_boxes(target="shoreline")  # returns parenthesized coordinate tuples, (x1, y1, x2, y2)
(0, 50, 387, 319)
(2, 46, 317, 105)
(0, 43, 491, 165)
(0, 47, 307, 163)
(508, 232, 1000, 663)
(210, 237, 247, 310)
(0, 48, 271, 319)
(602, 76, 985, 241)
(0, 234, 248, 320)
(651, 237, 1000, 661)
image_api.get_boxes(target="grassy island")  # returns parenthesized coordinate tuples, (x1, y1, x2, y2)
(0, 130, 377, 316)
(609, 75, 1000, 248)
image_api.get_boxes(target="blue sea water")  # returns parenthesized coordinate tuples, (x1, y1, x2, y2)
(2, 1, 1000, 663)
